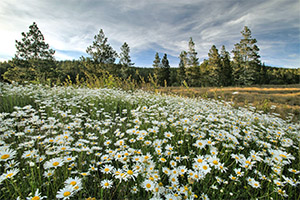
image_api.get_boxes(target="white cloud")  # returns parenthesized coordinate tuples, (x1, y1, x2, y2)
(0, 0, 299, 68)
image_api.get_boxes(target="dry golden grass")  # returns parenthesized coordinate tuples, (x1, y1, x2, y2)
(157, 85, 300, 122)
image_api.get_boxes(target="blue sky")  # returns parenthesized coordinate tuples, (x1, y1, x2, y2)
(0, 0, 299, 68)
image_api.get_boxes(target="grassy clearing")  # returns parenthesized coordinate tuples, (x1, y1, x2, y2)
(0, 83, 299, 199)
(157, 85, 300, 122)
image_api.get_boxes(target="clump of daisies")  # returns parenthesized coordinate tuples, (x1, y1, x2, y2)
(0, 83, 299, 199)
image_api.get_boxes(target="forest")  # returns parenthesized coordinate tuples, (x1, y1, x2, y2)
(0, 22, 299, 86)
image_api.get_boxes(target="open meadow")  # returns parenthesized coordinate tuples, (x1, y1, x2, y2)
(157, 85, 300, 122)
(0, 83, 299, 199)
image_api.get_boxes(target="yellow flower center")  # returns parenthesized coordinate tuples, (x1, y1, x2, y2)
(146, 183, 151, 188)
(6, 173, 14, 178)
(53, 162, 59, 166)
(127, 170, 133, 175)
(203, 165, 208, 170)
(279, 154, 287, 158)
(63, 191, 71, 197)
(104, 182, 109, 187)
(70, 181, 77, 186)
(1, 154, 10, 159)
(197, 159, 203, 163)
(104, 168, 109, 172)
(213, 160, 218, 165)
(31, 196, 40, 200)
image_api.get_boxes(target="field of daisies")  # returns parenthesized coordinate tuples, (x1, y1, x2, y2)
(0, 83, 299, 200)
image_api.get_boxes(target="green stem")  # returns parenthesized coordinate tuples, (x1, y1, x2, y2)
(8, 179, 23, 199)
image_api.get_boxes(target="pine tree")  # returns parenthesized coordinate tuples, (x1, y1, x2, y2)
(86, 29, 118, 64)
(185, 38, 200, 86)
(119, 42, 134, 79)
(258, 63, 268, 85)
(152, 52, 161, 80)
(4, 22, 56, 83)
(177, 51, 187, 84)
(232, 26, 261, 85)
(220, 45, 232, 86)
(160, 54, 171, 86)
(15, 22, 55, 60)
(119, 42, 134, 67)
(207, 45, 221, 86)
(187, 37, 199, 68)
(153, 52, 160, 68)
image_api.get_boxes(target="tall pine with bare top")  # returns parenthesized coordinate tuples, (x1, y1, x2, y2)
(232, 26, 261, 85)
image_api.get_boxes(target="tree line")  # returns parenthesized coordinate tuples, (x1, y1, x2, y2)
(0, 22, 299, 86)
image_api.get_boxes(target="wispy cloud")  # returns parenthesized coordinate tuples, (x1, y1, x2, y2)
(0, 0, 299, 68)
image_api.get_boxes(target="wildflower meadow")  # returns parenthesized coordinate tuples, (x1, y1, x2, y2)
(0, 83, 299, 200)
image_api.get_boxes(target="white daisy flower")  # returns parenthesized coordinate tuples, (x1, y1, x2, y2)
(101, 179, 113, 189)
(142, 180, 155, 191)
(44, 157, 64, 169)
(56, 185, 74, 199)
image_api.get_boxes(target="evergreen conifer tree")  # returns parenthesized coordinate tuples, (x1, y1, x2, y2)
(15, 22, 55, 60)
(119, 42, 134, 79)
(4, 22, 56, 83)
(119, 42, 134, 67)
(185, 38, 199, 86)
(207, 45, 221, 86)
(220, 45, 232, 86)
(86, 29, 118, 64)
(177, 51, 187, 84)
(160, 53, 171, 86)
(187, 37, 199, 68)
(152, 52, 161, 80)
(232, 26, 261, 85)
